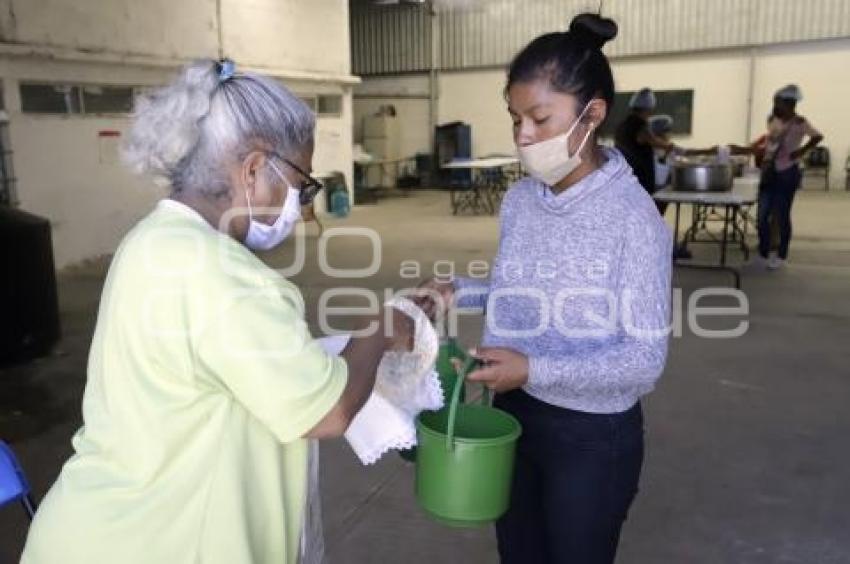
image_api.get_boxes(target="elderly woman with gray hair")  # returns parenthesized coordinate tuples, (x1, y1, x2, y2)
(21, 60, 413, 564)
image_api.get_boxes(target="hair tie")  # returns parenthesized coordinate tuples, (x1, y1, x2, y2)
(216, 58, 236, 83)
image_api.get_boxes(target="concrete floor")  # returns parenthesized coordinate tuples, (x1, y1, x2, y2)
(2, 188, 850, 563)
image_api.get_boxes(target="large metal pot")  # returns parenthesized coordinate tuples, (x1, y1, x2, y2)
(730, 156, 749, 177)
(672, 163, 733, 192)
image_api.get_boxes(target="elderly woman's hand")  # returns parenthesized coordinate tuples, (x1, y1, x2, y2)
(385, 308, 415, 352)
(466, 347, 529, 393)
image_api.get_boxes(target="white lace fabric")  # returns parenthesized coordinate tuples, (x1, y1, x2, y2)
(317, 297, 443, 465)
(346, 296, 442, 464)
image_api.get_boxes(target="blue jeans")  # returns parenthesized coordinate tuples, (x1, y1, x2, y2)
(494, 390, 644, 564)
(758, 165, 802, 259)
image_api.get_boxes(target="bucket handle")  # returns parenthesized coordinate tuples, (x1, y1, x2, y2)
(445, 353, 488, 451)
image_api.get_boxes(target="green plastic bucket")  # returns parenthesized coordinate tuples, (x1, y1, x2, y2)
(436, 337, 467, 403)
(415, 356, 522, 527)
(399, 338, 466, 463)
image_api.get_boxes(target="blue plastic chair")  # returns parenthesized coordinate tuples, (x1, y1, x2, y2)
(0, 440, 37, 519)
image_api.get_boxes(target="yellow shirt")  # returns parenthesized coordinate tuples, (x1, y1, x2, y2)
(21, 200, 347, 564)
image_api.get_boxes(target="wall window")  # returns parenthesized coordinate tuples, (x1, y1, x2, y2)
(20, 82, 140, 115)
(317, 94, 343, 116)
(296, 94, 343, 117)
(82, 86, 134, 114)
(20, 83, 82, 114)
(299, 95, 318, 112)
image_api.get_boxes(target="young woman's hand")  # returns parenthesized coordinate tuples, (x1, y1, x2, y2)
(466, 347, 529, 393)
(412, 278, 455, 321)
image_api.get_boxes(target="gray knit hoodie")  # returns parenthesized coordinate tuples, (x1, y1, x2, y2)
(455, 147, 672, 413)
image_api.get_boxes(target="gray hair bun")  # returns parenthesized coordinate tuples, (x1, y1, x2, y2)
(123, 60, 219, 187)
(122, 59, 315, 195)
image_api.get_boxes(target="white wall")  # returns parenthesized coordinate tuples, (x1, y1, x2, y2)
(438, 70, 515, 158)
(360, 37, 850, 189)
(0, 0, 351, 77)
(0, 0, 217, 60)
(223, 0, 350, 77)
(610, 51, 753, 149)
(1, 59, 174, 268)
(1, 0, 356, 269)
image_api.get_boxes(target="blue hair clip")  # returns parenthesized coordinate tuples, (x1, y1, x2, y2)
(216, 59, 236, 83)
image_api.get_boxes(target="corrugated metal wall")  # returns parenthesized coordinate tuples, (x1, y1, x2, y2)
(351, 0, 850, 74)
(350, 3, 432, 74)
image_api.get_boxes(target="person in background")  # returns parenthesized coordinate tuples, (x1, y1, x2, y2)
(648, 114, 675, 202)
(21, 59, 415, 564)
(732, 114, 780, 255)
(755, 84, 822, 269)
(614, 87, 673, 201)
(422, 13, 671, 564)
(748, 118, 771, 169)
(647, 113, 715, 258)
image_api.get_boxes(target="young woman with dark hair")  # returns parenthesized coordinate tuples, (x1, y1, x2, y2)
(422, 12, 672, 564)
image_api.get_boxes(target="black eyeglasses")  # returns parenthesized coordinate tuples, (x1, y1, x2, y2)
(269, 152, 324, 206)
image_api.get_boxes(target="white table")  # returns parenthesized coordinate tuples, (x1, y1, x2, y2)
(654, 176, 760, 288)
(441, 157, 522, 215)
(442, 157, 520, 170)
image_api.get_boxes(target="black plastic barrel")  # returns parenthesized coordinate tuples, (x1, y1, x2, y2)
(0, 207, 61, 365)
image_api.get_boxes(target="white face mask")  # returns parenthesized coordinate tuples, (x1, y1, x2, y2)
(518, 103, 595, 186)
(243, 159, 302, 251)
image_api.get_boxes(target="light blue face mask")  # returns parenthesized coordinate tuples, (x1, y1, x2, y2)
(243, 158, 302, 251)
